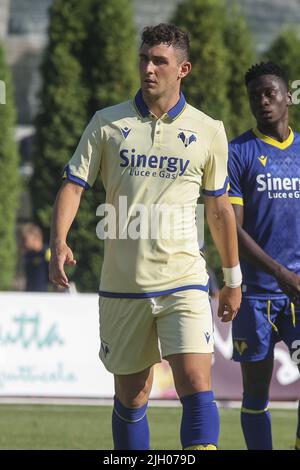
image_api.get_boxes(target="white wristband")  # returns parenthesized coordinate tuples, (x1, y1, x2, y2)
(222, 264, 242, 288)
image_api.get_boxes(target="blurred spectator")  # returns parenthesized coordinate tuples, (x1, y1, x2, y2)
(20, 223, 50, 292)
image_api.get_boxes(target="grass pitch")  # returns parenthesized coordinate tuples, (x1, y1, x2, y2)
(0, 404, 296, 450)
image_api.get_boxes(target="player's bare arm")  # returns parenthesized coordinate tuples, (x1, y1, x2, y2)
(233, 204, 300, 304)
(204, 193, 242, 322)
(49, 181, 84, 288)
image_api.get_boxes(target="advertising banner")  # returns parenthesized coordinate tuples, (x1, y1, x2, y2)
(0, 293, 299, 399)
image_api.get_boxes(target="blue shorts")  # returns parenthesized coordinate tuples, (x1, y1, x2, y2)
(232, 296, 300, 362)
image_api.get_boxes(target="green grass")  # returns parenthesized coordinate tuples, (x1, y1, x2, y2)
(0, 405, 297, 450)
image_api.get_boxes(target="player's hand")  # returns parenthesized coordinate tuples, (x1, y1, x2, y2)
(49, 241, 76, 289)
(217, 286, 241, 322)
(275, 266, 300, 304)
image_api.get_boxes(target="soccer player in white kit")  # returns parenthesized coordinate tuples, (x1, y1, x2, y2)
(49, 23, 241, 450)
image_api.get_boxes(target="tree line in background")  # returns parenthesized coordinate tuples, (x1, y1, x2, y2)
(0, 44, 20, 290)
(0, 0, 300, 290)
(31, 0, 138, 291)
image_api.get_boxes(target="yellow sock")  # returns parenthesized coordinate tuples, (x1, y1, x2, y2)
(184, 444, 217, 450)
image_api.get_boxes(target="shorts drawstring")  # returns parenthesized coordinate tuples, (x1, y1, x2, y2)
(267, 300, 279, 333)
(291, 302, 296, 328)
(267, 299, 296, 331)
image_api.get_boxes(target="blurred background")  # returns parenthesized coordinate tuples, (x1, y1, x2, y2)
(1, 0, 300, 293)
(0, 1, 299, 436)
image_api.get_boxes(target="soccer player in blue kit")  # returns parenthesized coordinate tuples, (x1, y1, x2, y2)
(49, 24, 242, 450)
(228, 62, 300, 450)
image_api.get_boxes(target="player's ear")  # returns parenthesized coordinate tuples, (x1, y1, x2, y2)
(178, 61, 192, 79)
(287, 90, 293, 107)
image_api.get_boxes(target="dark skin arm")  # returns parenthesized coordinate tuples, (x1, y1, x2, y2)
(205, 194, 242, 322)
(233, 204, 300, 303)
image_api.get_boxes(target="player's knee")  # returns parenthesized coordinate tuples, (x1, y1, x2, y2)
(115, 378, 152, 408)
(243, 373, 270, 397)
(175, 370, 211, 397)
(116, 389, 150, 408)
(241, 359, 273, 398)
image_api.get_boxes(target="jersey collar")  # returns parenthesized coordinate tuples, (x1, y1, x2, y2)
(252, 126, 294, 150)
(134, 89, 186, 120)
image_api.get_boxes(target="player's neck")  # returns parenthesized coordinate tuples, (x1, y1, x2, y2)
(257, 118, 290, 143)
(143, 91, 181, 119)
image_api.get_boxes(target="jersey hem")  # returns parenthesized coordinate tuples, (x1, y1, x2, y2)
(98, 283, 209, 298)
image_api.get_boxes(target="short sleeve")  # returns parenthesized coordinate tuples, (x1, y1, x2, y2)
(202, 122, 229, 197)
(228, 143, 244, 206)
(63, 112, 103, 189)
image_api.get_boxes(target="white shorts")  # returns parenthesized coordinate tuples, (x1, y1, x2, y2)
(99, 289, 214, 375)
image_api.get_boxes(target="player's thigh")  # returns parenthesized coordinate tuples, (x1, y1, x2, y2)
(167, 352, 213, 397)
(157, 289, 214, 357)
(114, 366, 154, 408)
(99, 296, 161, 375)
(279, 301, 300, 362)
(232, 297, 277, 362)
(241, 356, 274, 397)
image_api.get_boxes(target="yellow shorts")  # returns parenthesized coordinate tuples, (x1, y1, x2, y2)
(99, 289, 214, 375)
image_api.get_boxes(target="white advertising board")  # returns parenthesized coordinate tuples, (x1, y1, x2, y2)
(0, 293, 298, 399)
(0, 292, 114, 397)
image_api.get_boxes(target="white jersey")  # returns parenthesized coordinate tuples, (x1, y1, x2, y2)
(64, 90, 228, 297)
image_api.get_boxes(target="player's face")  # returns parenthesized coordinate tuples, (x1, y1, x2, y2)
(247, 74, 292, 127)
(21, 233, 38, 251)
(139, 43, 190, 101)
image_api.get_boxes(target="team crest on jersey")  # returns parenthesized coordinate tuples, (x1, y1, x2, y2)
(178, 131, 197, 147)
(233, 339, 248, 355)
(258, 155, 268, 167)
(121, 127, 131, 139)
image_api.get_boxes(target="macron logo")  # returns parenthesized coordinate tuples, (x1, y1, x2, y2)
(178, 131, 197, 147)
(101, 342, 110, 357)
(121, 127, 131, 139)
(204, 332, 211, 344)
(258, 155, 268, 167)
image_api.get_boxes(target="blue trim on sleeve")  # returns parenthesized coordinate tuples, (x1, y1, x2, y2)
(63, 164, 90, 189)
(203, 176, 229, 197)
(99, 283, 209, 298)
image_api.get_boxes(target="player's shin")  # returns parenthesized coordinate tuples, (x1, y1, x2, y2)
(112, 396, 150, 450)
(180, 391, 219, 450)
(241, 394, 272, 450)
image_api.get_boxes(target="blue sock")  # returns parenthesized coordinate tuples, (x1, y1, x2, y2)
(241, 394, 272, 450)
(180, 391, 220, 449)
(112, 396, 150, 450)
(296, 401, 300, 450)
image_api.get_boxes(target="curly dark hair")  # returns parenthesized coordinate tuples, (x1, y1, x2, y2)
(245, 61, 289, 88)
(141, 23, 190, 62)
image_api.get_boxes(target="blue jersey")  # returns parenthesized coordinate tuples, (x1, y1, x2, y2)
(24, 246, 51, 292)
(228, 127, 300, 297)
